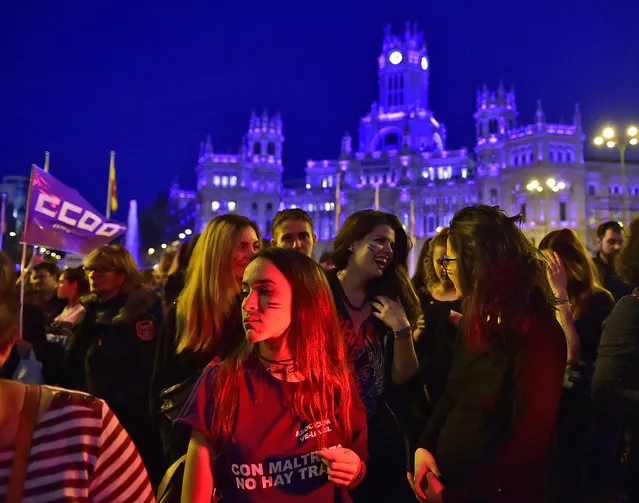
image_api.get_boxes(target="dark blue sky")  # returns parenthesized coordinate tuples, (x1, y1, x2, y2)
(2, 0, 638, 214)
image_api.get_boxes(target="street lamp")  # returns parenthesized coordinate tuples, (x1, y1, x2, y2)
(594, 124, 638, 223)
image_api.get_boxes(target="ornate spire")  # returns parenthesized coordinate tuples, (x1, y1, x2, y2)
(573, 103, 582, 128)
(340, 132, 352, 157)
(535, 100, 546, 124)
(204, 134, 213, 154)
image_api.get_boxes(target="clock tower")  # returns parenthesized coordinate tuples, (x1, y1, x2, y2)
(378, 22, 430, 113)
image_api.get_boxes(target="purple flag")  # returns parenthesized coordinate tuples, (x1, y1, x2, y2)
(22, 166, 126, 255)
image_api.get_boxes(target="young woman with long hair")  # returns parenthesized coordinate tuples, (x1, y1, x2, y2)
(328, 210, 421, 503)
(179, 248, 368, 503)
(539, 228, 615, 501)
(411, 228, 461, 408)
(411, 205, 566, 503)
(150, 214, 260, 467)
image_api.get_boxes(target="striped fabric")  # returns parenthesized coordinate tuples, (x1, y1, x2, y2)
(0, 387, 155, 502)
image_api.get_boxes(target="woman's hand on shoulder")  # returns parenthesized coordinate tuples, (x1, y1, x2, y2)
(316, 447, 363, 487)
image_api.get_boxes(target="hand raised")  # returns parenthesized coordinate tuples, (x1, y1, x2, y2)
(371, 296, 410, 332)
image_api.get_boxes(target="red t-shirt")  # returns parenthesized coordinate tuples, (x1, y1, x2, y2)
(177, 360, 368, 503)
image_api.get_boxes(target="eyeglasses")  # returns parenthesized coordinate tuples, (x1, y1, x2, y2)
(437, 255, 458, 270)
(83, 265, 118, 274)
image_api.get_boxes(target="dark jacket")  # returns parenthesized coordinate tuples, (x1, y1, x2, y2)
(149, 299, 244, 466)
(61, 286, 165, 484)
(417, 316, 566, 503)
(593, 253, 633, 302)
(593, 291, 639, 425)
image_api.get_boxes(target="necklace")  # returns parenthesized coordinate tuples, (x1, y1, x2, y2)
(259, 355, 297, 374)
(337, 271, 369, 311)
(341, 292, 368, 311)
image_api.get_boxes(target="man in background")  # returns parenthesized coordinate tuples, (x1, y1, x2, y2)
(593, 221, 633, 301)
(270, 208, 317, 258)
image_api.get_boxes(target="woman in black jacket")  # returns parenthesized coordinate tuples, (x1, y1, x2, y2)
(411, 205, 566, 503)
(60, 244, 165, 484)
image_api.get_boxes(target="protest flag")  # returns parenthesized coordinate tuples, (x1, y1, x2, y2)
(21, 165, 127, 256)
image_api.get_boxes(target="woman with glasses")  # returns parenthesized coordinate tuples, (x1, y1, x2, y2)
(411, 228, 461, 408)
(328, 210, 421, 503)
(410, 205, 566, 503)
(60, 244, 165, 484)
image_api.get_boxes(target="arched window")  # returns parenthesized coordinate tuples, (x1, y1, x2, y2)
(588, 185, 595, 196)
(384, 133, 399, 149)
(253, 142, 261, 155)
(267, 142, 276, 155)
(489, 120, 498, 135)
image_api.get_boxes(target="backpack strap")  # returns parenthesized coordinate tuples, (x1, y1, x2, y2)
(7, 384, 42, 503)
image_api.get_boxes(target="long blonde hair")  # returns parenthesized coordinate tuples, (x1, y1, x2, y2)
(176, 214, 260, 354)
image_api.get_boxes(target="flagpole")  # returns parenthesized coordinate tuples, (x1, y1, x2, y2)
(0, 193, 6, 252)
(106, 151, 115, 219)
(374, 183, 380, 211)
(43, 151, 50, 172)
(334, 171, 341, 234)
(19, 165, 37, 340)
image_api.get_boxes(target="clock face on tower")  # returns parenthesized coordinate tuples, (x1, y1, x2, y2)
(421, 56, 429, 70)
(389, 51, 403, 65)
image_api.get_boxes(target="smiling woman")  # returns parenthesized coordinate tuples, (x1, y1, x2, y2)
(328, 209, 423, 503)
(178, 248, 368, 503)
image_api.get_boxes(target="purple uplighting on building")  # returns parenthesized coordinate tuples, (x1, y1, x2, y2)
(168, 23, 635, 249)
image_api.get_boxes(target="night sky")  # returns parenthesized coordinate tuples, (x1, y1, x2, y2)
(2, 0, 638, 215)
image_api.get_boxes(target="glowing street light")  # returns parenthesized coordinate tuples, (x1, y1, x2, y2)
(148, 248, 155, 255)
(161, 243, 168, 249)
(178, 232, 186, 240)
(9, 231, 16, 237)
(593, 123, 638, 223)
(185, 229, 192, 236)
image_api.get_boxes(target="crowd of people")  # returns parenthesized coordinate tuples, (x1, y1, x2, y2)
(0, 204, 637, 503)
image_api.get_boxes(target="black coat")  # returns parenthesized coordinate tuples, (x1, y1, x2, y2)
(61, 287, 165, 484)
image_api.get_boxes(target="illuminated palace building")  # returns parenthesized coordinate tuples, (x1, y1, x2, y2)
(179, 23, 636, 252)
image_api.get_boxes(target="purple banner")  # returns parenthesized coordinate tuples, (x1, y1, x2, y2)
(22, 166, 126, 255)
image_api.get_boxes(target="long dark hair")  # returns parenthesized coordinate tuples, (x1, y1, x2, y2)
(333, 210, 420, 327)
(539, 229, 612, 319)
(449, 205, 554, 348)
(211, 248, 356, 448)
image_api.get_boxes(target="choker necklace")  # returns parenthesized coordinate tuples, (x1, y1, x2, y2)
(259, 355, 297, 374)
(341, 292, 368, 312)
